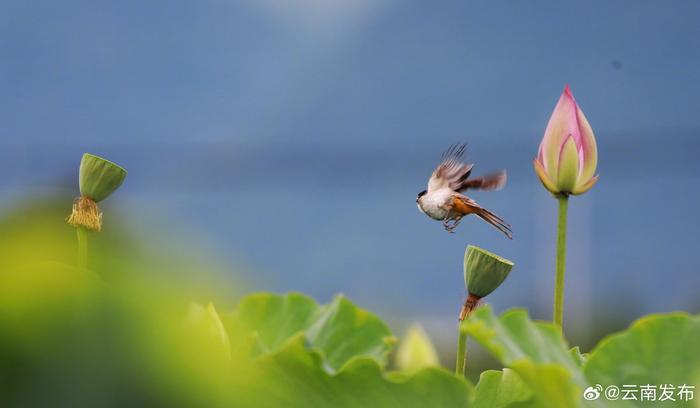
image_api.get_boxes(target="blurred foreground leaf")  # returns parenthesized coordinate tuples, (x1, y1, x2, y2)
(2, 201, 697, 408)
(224, 292, 396, 371)
(224, 293, 473, 407)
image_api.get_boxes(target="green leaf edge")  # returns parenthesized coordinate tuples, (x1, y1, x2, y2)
(586, 311, 699, 357)
(258, 332, 473, 403)
(228, 291, 399, 372)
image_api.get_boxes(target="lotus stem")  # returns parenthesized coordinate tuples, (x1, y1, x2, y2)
(455, 324, 467, 376)
(553, 195, 569, 327)
(77, 227, 88, 270)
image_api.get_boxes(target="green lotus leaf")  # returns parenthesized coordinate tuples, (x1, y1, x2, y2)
(225, 292, 473, 407)
(465, 307, 700, 408)
(584, 313, 700, 407)
(472, 369, 535, 407)
(462, 306, 605, 408)
(233, 333, 472, 407)
(224, 292, 397, 371)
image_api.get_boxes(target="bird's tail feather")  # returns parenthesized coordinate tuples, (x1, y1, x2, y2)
(475, 207, 513, 239)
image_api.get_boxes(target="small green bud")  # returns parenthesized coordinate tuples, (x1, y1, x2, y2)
(184, 302, 231, 361)
(395, 324, 440, 372)
(464, 245, 514, 298)
(79, 153, 127, 202)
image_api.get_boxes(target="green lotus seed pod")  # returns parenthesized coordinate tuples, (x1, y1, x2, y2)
(78, 153, 127, 202)
(464, 245, 514, 298)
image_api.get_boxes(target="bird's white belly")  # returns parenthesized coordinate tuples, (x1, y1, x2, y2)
(419, 190, 451, 220)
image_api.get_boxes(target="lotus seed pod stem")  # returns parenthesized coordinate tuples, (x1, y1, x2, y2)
(66, 153, 126, 270)
(458, 293, 482, 321)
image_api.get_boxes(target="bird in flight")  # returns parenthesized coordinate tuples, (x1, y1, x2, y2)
(416, 144, 512, 239)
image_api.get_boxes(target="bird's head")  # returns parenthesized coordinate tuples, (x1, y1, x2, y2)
(416, 190, 427, 213)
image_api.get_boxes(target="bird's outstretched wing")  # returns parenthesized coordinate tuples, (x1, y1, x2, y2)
(459, 170, 507, 192)
(427, 144, 474, 193)
(452, 195, 513, 239)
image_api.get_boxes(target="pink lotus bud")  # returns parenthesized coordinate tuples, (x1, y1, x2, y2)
(534, 85, 599, 195)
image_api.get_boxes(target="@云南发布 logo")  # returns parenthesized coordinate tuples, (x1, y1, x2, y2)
(583, 385, 602, 400)
(582, 383, 695, 402)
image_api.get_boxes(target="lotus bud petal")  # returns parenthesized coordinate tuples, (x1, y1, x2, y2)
(534, 85, 599, 196)
(572, 175, 599, 195)
(395, 324, 440, 372)
(464, 245, 514, 298)
(557, 136, 580, 193)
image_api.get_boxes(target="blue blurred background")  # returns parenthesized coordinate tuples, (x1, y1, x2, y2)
(2, 0, 699, 350)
